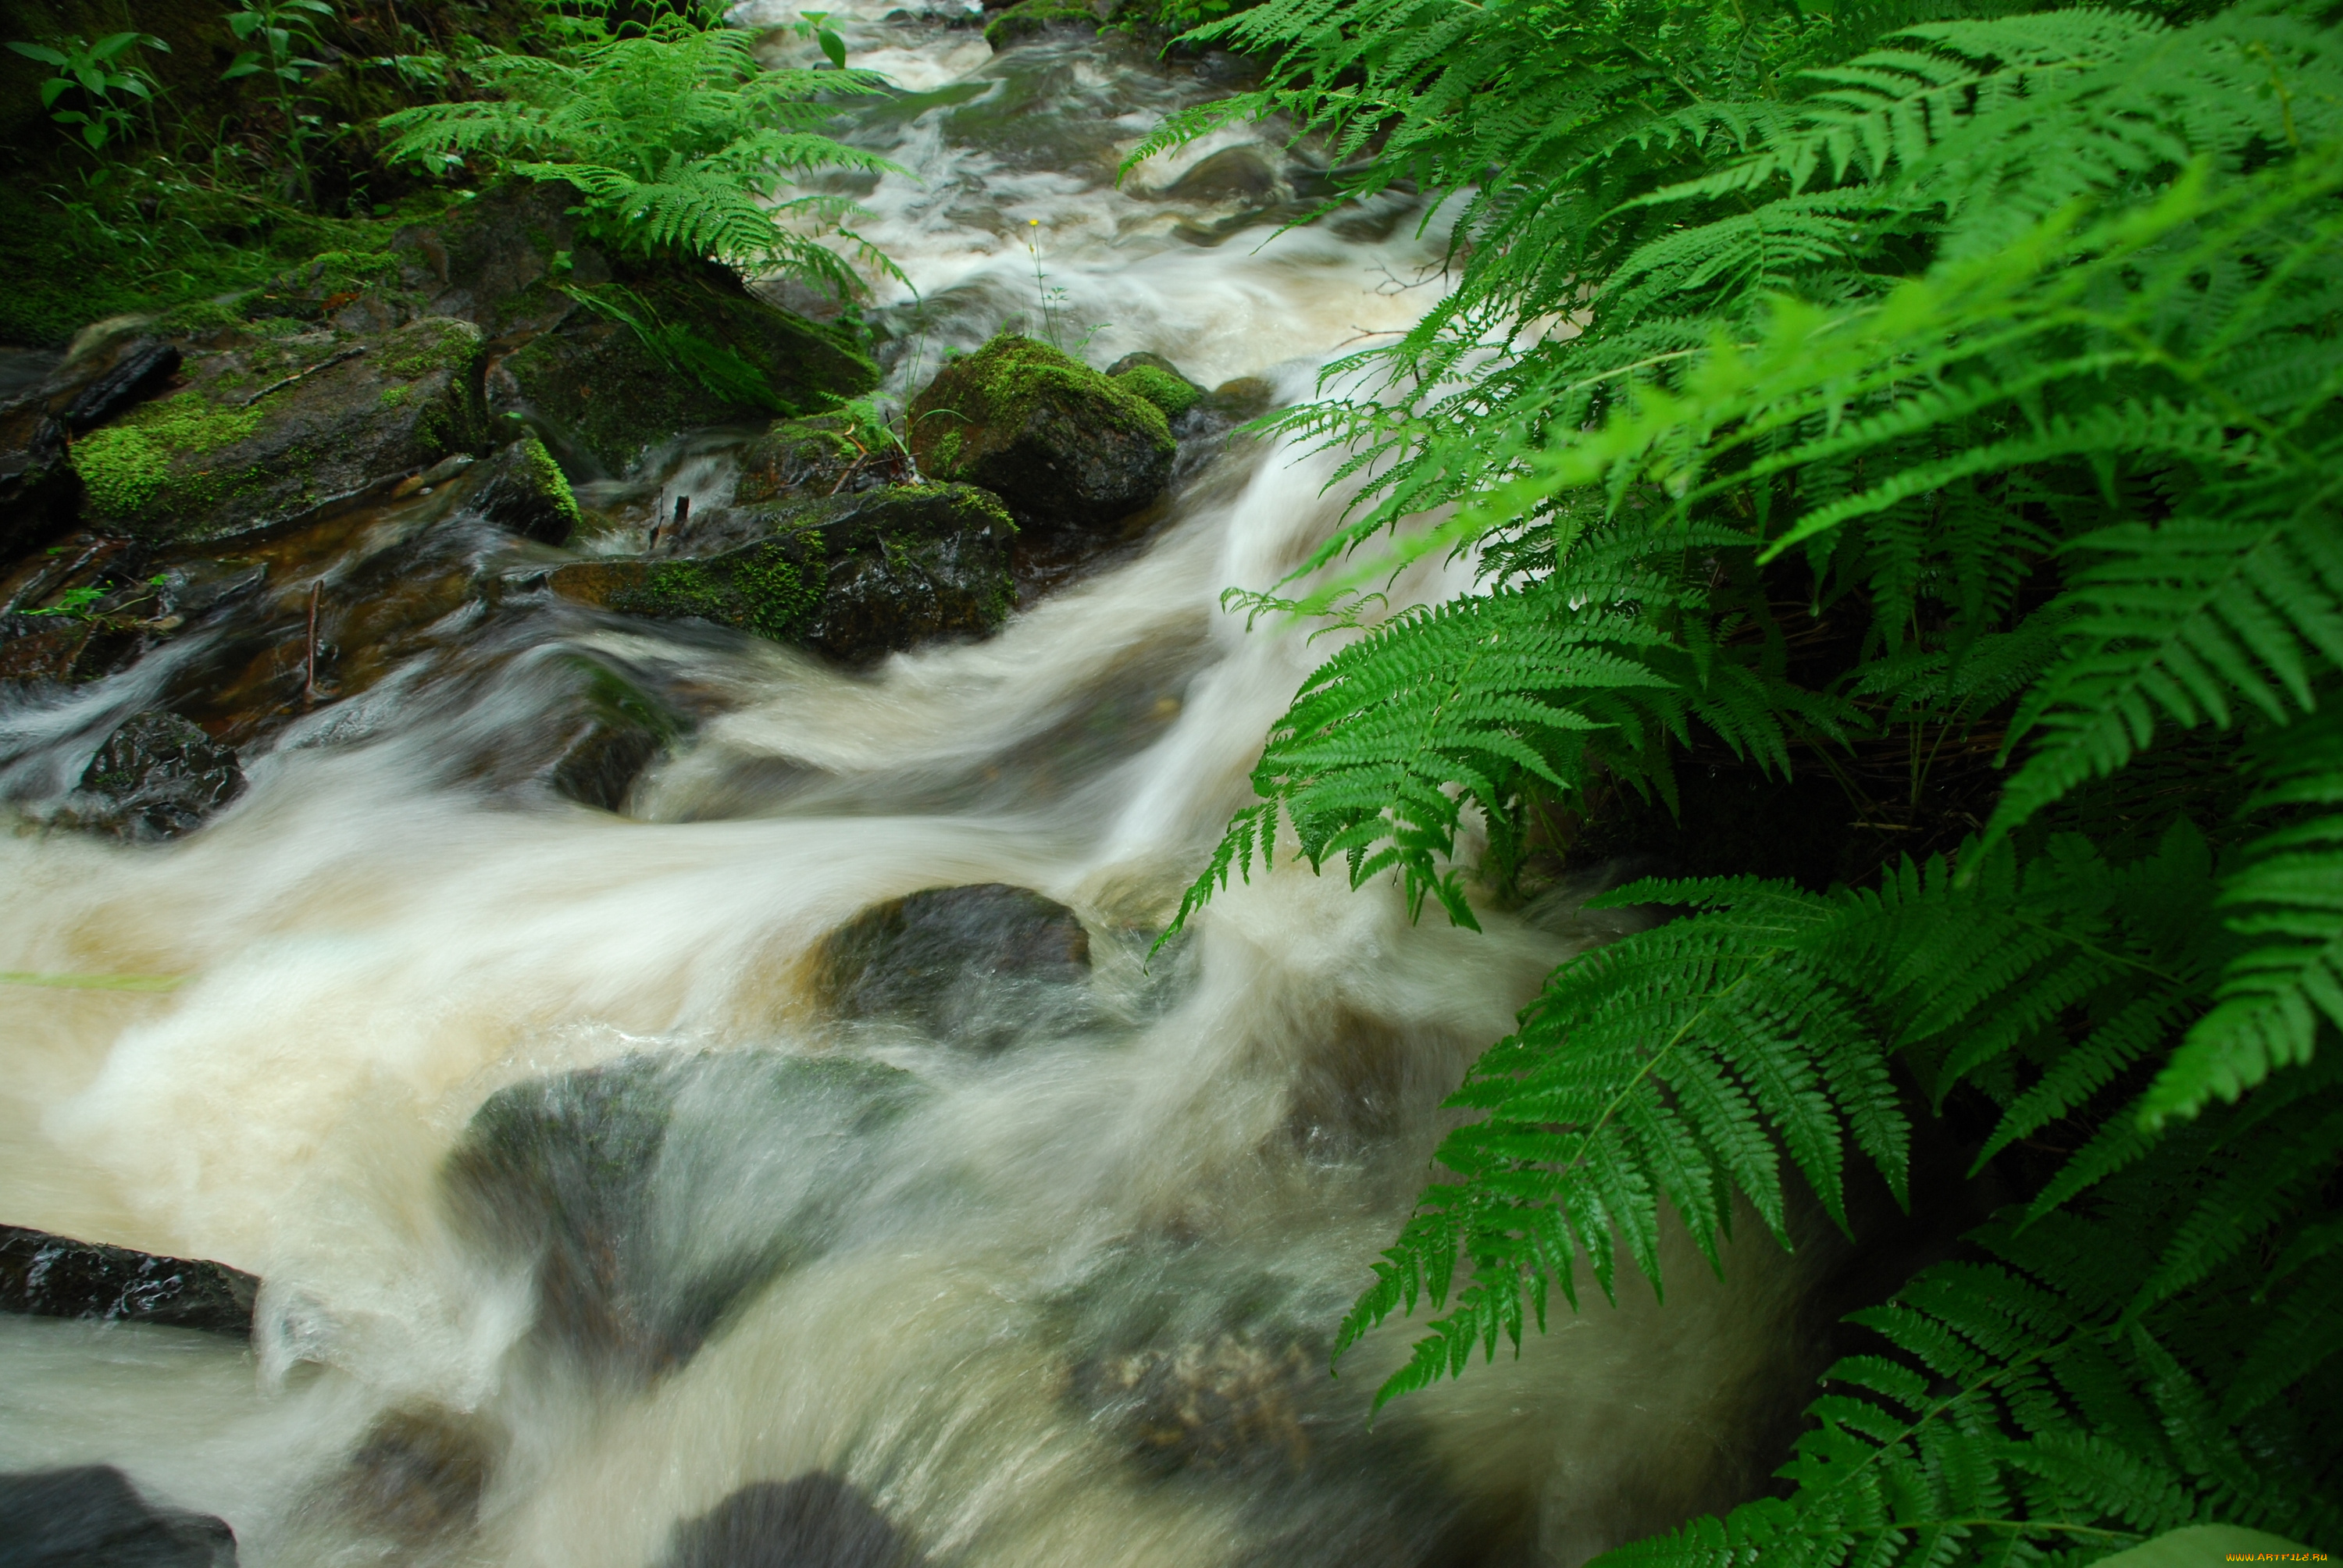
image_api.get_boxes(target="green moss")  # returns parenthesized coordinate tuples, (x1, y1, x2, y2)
(70, 393, 264, 522)
(608, 540, 824, 644)
(983, 0, 1102, 48)
(155, 298, 244, 339)
(378, 318, 483, 380)
(958, 334, 1173, 448)
(1113, 363, 1203, 421)
(380, 384, 411, 408)
(929, 427, 964, 476)
(521, 435, 583, 535)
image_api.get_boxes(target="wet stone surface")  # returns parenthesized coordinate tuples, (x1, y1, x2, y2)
(331, 1406, 495, 1543)
(66, 712, 247, 842)
(0, 1466, 238, 1568)
(815, 883, 1093, 1051)
(659, 1474, 923, 1568)
(0, 1224, 258, 1337)
(440, 1051, 923, 1377)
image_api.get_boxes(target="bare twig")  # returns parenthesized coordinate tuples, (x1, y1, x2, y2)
(303, 579, 322, 703)
(244, 345, 368, 408)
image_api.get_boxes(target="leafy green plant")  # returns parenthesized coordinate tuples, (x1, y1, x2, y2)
(7, 30, 169, 151)
(1142, 0, 2343, 1559)
(219, 0, 337, 196)
(378, 4, 904, 298)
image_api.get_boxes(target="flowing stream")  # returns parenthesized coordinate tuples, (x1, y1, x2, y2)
(0, 9, 1829, 1564)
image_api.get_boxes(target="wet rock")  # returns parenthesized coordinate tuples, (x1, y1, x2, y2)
(661, 1474, 922, 1568)
(732, 414, 879, 507)
(334, 1407, 493, 1541)
(0, 615, 143, 686)
(0, 1224, 258, 1336)
(1161, 146, 1280, 205)
(493, 268, 879, 476)
(0, 1466, 237, 1568)
(465, 434, 582, 545)
(441, 1050, 921, 1376)
(1079, 1333, 1314, 1476)
(62, 340, 183, 435)
(537, 657, 686, 811)
(907, 334, 1173, 534)
(0, 333, 184, 559)
(69, 315, 490, 545)
(1200, 376, 1275, 422)
(983, 0, 1100, 50)
(815, 883, 1092, 1049)
(68, 712, 247, 842)
(551, 483, 1015, 665)
(1106, 352, 1205, 421)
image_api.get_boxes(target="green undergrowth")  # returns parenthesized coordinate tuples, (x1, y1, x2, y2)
(69, 391, 262, 521)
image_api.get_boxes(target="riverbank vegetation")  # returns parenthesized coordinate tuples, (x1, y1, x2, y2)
(1144, 0, 2343, 1557)
(0, 0, 876, 346)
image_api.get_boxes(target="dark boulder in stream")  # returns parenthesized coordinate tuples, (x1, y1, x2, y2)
(465, 433, 582, 545)
(0, 1224, 257, 1336)
(908, 333, 1174, 534)
(815, 883, 1093, 1050)
(661, 1474, 923, 1568)
(66, 712, 246, 842)
(547, 483, 1015, 665)
(441, 1051, 922, 1377)
(0, 1466, 237, 1568)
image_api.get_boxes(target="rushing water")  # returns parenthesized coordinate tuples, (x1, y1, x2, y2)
(0, 9, 1834, 1565)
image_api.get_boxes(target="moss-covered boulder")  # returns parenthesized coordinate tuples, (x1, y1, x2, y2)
(908, 334, 1174, 533)
(1106, 352, 1206, 421)
(983, 0, 1102, 49)
(465, 434, 581, 545)
(494, 271, 879, 477)
(70, 315, 489, 543)
(731, 413, 868, 506)
(549, 483, 1016, 665)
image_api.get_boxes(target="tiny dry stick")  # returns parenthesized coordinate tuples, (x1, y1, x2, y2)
(243, 345, 367, 408)
(303, 579, 322, 703)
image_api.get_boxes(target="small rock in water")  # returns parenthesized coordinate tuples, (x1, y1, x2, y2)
(333, 1406, 494, 1541)
(815, 883, 1092, 1050)
(464, 434, 582, 545)
(70, 711, 245, 841)
(660, 1474, 922, 1568)
(0, 1224, 259, 1337)
(440, 1052, 922, 1377)
(907, 334, 1173, 535)
(0, 1466, 237, 1567)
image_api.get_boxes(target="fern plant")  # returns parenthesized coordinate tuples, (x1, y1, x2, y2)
(379, 4, 903, 297)
(1139, 0, 2343, 1558)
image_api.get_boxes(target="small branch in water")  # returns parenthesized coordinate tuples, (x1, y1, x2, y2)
(303, 580, 322, 704)
(243, 346, 368, 408)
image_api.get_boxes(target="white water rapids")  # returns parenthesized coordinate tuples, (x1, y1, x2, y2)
(0, 9, 1832, 1564)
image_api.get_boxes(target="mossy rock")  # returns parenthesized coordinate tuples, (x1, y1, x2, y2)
(551, 483, 1016, 664)
(983, 0, 1102, 49)
(466, 434, 582, 545)
(495, 269, 879, 477)
(70, 315, 490, 544)
(732, 414, 865, 506)
(908, 333, 1174, 533)
(1106, 352, 1205, 421)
